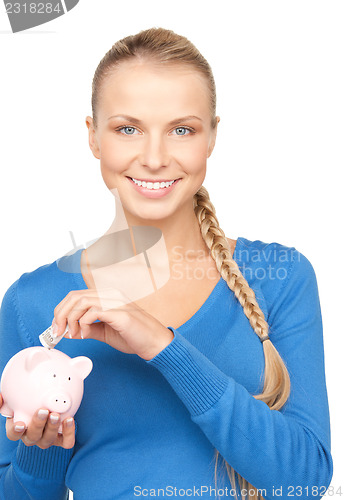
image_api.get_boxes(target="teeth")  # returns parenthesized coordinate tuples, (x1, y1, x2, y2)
(131, 178, 176, 189)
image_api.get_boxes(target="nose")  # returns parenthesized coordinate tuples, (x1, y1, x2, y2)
(140, 133, 169, 170)
(46, 392, 72, 413)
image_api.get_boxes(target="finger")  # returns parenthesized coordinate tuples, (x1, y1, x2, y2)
(53, 290, 91, 335)
(61, 417, 75, 449)
(0, 393, 3, 407)
(54, 288, 131, 339)
(54, 291, 101, 337)
(79, 320, 104, 341)
(78, 306, 127, 341)
(22, 408, 50, 445)
(79, 307, 134, 354)
(35, 412, 62, 449)
(66, 295, 101, 338)
(54, 287, 128, 322)
(54, 289, 91, 317)
(77, 306, 105, 340)
(6, 417, 27, 441)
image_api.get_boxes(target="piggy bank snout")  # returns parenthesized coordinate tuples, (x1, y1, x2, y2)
(45, 392, 72, 413)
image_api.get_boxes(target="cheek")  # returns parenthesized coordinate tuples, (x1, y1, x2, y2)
(181, 141, 209, 173)
(99, 137, 131, 172)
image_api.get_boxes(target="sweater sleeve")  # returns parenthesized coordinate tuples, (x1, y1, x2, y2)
(146, 250, 333, 499)
(0, 280, 73, 500)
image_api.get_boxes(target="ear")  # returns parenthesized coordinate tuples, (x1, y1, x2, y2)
(70, 356, 93, 380)
(85, 116, 101, 160)
(207, 116, 220, 158)
(25, 349, 50, 372)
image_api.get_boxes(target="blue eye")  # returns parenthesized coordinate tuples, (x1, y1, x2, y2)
(117, 126, 138, 135)
(173, 127, 192, 136)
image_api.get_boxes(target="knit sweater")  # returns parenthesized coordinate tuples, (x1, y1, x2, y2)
(0, 237, 333, 500)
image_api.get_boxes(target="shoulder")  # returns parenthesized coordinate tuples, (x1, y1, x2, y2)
(0, 250, 82, 344)
(1, 259, 57, 308)
(13, 259, 66, 304)
(9, 248, 82, 300)
(233, 236, 313, 276)
(232, 236, 317, 319)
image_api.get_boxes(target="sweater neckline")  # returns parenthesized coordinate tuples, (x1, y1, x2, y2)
(175, 237, 243, 332)
(70, 236, 244, 333)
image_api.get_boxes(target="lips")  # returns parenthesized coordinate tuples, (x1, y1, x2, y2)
(126, 176, 180, 183)
(126, 176, 181, 198)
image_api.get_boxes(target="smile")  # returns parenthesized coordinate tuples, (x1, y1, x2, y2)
(130, 177, 178, 189)
(126, 176, 182, 198)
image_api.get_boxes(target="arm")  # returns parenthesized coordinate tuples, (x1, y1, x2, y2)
(0, 280, 73, 500)
(146, 250, 333, 499)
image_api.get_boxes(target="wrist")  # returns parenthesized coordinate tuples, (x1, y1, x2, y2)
(141, 327, 175, 361)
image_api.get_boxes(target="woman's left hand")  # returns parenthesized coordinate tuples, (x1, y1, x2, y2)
(52, 288, 174, 361)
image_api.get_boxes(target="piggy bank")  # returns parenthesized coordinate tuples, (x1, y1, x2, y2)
(0, 347, 93, 434)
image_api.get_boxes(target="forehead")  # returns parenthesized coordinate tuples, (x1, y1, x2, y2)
(97, 61, 210, 120)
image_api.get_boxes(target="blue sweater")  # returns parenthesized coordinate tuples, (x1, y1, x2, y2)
(0, 237, 333, 500)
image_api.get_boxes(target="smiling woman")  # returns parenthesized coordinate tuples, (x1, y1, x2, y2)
(0, 26, 333, 500)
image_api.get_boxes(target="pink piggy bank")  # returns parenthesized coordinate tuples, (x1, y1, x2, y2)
(0, 347, 93, 434)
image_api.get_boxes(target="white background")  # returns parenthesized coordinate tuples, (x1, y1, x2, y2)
(0, 1, 343, 497)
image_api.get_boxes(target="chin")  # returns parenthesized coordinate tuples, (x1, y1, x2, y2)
(132, 208, 171, 221)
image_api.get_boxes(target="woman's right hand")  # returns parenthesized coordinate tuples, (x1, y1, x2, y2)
(0, 393, 75, 449)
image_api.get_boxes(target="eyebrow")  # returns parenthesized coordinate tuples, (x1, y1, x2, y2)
(107, 114, 203, 126)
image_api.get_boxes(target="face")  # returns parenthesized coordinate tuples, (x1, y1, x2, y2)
(86, 60, 220, 224)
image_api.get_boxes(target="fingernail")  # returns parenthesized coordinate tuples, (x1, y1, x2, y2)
(80, 329, 84, 339)
(50, 414, 59, 424)
(66, 418, 74, 427)
(38, 409, 49, 420)
(15, 424, 25, 432)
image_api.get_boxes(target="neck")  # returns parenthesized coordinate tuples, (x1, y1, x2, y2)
(101, 191, 210, 263)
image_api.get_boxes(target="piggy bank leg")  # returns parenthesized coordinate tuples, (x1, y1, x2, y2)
(58, 423, 63, 435)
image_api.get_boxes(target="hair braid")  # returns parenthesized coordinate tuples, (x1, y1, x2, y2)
(194, 185, 291, 500)
(193, 187, 269, 340)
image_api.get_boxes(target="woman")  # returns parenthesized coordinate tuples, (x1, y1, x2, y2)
(0, 27, 333, 500)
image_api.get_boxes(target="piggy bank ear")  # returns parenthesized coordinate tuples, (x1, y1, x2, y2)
(70, 356, 93, 380)
(25, 349, 50, 372)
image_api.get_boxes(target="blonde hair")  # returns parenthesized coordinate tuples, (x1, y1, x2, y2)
(91, 26, 291, 500)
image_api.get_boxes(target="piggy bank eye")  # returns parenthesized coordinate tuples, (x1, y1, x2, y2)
(68, 377, 71, 381)
(53, 374, 56, 377)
